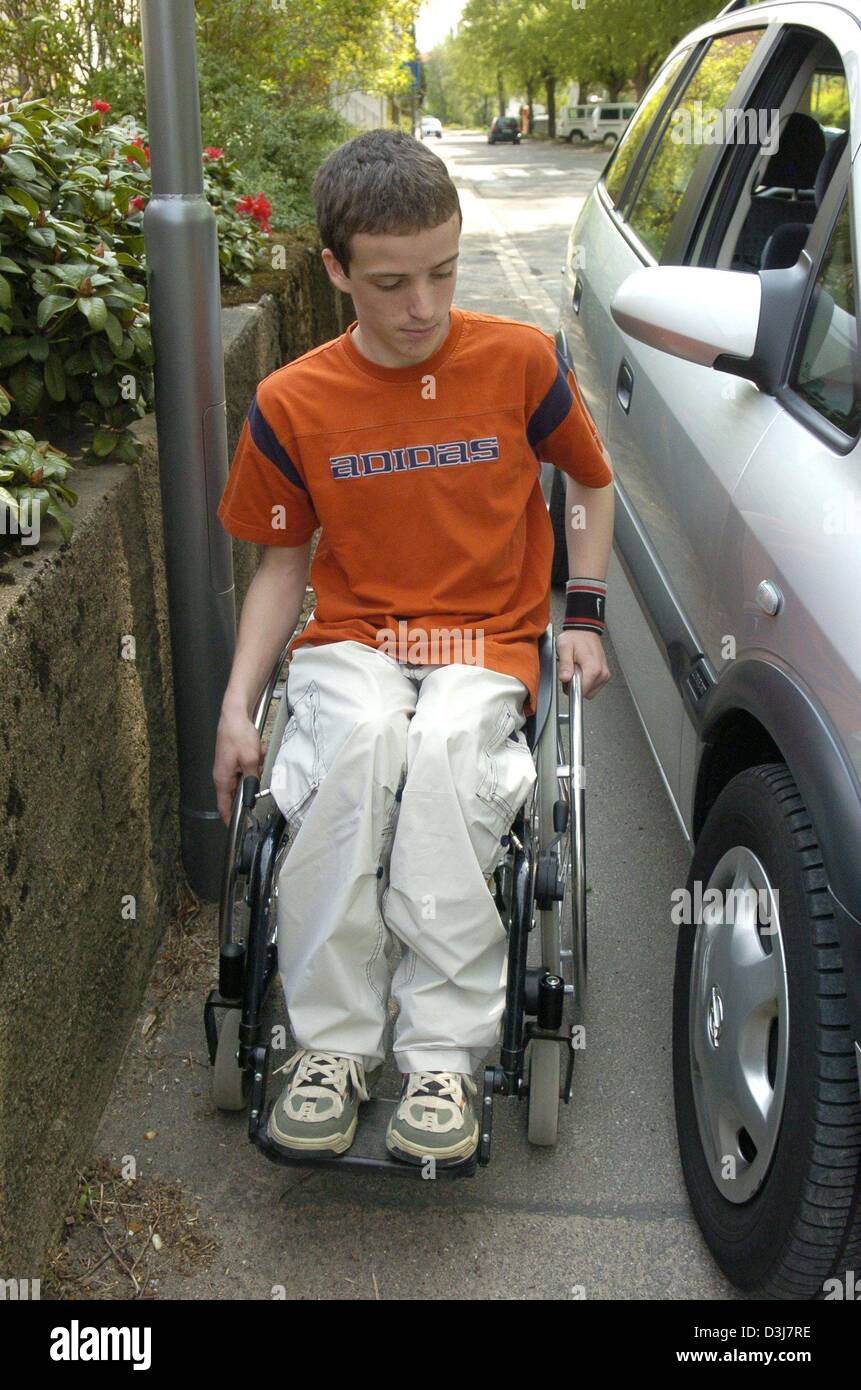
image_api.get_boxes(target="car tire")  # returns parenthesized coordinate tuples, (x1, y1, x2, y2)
(549, 468, 568, 588)
(673, 762, 861, 1299)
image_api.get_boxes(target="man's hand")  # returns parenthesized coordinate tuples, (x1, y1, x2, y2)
(556, 629, 611, 699)
(213, 701, 264, 826)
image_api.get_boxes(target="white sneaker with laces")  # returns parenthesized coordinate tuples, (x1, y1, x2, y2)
(266, 1048, 380, 1154)
(386, 1070, 480, 1164)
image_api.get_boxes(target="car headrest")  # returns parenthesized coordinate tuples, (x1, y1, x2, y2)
(760, 111, 825, 190)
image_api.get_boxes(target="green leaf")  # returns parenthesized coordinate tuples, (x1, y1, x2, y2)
(0, 273, 10, 309)
(91, 428, 118, 457)
(102, 311, 123, 350)
(4, 186, 39, 216)
(0, 485, 21, 520)
(63, 348, 92, 374)
(88, 338, 113, 373)
(36, 293, 73, 328)
(8, 361, 44, 415)
(78, 295, 107, 329)
(93, 375, 119, 406)
(1, 150, 38, 181)
(119, 144, 149, 169)
(25, 225, 56, 249)
(0, 338, 30, 368)
(46, 499, 74, 542)
(0, 256, 24, 274)
(43, 353, 66, 402)
(112, 334, 135, 362)
(25, 336, 49, 362)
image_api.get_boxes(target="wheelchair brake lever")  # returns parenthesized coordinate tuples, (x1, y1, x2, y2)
(241, 774, 260, 810)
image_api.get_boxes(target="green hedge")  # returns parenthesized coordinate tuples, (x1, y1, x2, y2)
(0, 95, 271, 547)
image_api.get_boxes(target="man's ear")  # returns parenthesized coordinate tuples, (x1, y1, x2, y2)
(321, 247, 350, 293)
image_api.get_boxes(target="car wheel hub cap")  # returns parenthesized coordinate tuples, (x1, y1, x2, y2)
(689, 845, 789, 1204)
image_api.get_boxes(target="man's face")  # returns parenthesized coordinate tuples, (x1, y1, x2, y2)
(322, 210, 461, 368)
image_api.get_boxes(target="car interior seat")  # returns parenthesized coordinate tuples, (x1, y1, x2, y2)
(730, 112, 826, 272)
(760, 127, 850, 269)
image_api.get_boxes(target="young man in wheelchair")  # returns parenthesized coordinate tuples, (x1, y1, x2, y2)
(213, 128, 614, 1166)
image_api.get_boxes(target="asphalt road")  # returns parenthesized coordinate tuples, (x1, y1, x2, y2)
(85, 132, 737, 1301)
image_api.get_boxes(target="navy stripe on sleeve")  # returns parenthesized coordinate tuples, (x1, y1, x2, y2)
(248, 394, 307, 493)
(526, 348, 574, 456)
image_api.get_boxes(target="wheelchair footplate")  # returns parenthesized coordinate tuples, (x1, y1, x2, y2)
(247, 1045, 479, 1178)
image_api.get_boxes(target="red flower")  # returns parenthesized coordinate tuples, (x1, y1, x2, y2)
(235, 191, 272, 235)
(203, 146, 224, 160)
(125, 136, 151, 165)
(129, 195, 146, 214)
(91, 99, 112, 113)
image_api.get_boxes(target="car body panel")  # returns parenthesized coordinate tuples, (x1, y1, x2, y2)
(558, 0, 861, 1052)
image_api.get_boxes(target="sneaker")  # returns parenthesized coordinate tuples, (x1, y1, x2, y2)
(266, 1049, 382, 1155)
(386, 1071, 480, 1165)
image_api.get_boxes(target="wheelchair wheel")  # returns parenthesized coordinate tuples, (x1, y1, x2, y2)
(527, 653, 586, 1146)
(211, 640, 293, 1111)
(217, 640, 292, 953)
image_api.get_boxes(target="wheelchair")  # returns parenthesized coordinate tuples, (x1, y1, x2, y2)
(203, 620, 587, 1178)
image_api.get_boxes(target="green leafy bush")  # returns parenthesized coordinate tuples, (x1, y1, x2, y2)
(0, 95, 272, 545)
(0, 428, 77, 545)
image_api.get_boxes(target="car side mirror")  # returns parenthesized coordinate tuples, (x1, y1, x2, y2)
(609, 258, 814, 395)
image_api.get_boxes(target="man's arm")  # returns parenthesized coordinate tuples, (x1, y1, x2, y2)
(564, 472, 614, 582)
(557, 469, 615, 700)
(213, 540, 313, 823)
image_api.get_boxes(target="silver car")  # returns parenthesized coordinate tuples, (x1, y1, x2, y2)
(553, 0, 861, 1300)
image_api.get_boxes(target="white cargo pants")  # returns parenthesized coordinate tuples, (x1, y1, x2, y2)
(269, 639, 537, 1077)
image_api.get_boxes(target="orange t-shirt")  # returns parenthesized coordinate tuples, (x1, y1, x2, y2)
(217, 305, 612, 718)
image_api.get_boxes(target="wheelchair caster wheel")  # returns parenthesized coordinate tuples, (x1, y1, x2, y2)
(526, 1040, 561, 1146)
(212, 1007, 248, 1112)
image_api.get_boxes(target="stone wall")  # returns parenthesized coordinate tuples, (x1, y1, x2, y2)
(0, 235, 351, 1275)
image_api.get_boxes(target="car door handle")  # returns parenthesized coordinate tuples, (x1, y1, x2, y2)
(616, 358, 634, 413)
(572, 276, 583, 314)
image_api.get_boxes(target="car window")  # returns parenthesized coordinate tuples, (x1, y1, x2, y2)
(626, 27, 765, 261)
(603, 47, 694, 208)
(686, 35, 850, 273)
(601, 107, 620, 120)
(790, 193, 861, 437)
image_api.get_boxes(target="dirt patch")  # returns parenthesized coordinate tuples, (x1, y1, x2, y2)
(44, 1158, 220, 1300)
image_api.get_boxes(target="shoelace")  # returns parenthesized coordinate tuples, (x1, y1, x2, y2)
(403, 1071, 478, 1108)
(272, 1049, 370, 1104)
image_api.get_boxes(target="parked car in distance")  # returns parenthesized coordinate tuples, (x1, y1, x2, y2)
(558, 103, 598, 142)
(554, 0, 861, 1302)
(488, 115, 521, 145)
(420, 116, 443, 139)
(589, 101, 637, 145)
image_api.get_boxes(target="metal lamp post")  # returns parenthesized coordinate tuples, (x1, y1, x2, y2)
(139, 0, 235, 900)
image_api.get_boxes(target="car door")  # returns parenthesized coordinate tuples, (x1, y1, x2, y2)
(561, 20, 780, 811)
(700, 151, 861, 799)
(560, 40, 707, 440)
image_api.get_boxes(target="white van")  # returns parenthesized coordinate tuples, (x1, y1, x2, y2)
(589, 101, 638, 145)
(558, 103, 597, 142)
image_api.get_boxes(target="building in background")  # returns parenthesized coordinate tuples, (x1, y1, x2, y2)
(328, 80, 390, 130)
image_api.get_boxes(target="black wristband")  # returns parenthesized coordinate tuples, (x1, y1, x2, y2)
(563, 577, 607, 635)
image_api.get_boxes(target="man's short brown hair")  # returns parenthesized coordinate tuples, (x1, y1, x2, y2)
(311, 127, 462, 274)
